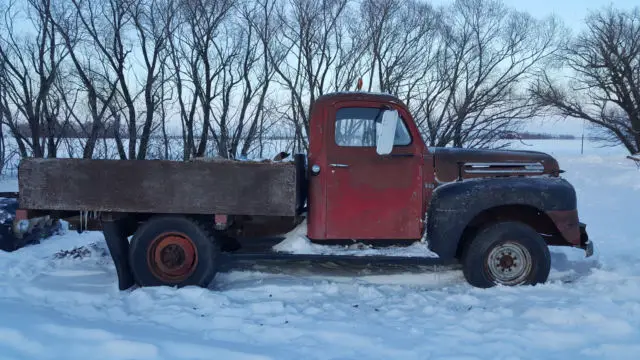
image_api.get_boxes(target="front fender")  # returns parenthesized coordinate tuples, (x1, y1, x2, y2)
(426, 176, 577, 259)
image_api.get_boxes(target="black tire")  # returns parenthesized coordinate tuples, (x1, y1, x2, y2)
(129, 216, 219, 288)
(462, 221, 550, 288)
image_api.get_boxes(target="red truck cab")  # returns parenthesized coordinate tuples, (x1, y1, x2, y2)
(307, 92, 431, 241)
(297, 91, 592, 288)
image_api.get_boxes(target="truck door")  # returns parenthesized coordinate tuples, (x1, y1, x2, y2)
(324, 102, 423, 240)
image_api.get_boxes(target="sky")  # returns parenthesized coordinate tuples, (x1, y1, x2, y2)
(513, 0, 637, 135)
(431, 0, 639, 136)
(500, 0, 637, 28)
(431, 0, 638, 31)
(515, 0, 635, 136)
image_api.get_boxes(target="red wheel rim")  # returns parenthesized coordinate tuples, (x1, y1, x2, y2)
(147, 232, 198, 282)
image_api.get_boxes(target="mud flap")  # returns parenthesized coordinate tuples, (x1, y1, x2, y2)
(102, 220, 136, 290)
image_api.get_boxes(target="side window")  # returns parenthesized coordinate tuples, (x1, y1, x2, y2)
(335, 107, 411, 147)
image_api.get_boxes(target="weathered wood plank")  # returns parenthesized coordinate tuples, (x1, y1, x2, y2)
(18, 158, 299, 216)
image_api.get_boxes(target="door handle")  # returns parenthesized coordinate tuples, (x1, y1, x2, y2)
(330, 163, 349, 168)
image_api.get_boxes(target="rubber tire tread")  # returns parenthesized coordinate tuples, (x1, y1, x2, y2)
(462, 221, 550, 288)
(129, 216, 219, 288)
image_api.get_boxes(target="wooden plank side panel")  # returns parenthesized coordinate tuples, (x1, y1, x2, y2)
(18, 158, 298, 216)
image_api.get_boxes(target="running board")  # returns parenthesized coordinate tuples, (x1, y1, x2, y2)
(220, 251, 459, 266)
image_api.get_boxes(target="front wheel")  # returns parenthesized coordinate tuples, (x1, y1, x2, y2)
(462, 221, 550, 288)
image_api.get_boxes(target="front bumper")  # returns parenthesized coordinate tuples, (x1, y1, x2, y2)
(579, 222, 593, 257)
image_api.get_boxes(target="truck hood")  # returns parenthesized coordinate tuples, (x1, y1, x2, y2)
(430, 147, 561, 183)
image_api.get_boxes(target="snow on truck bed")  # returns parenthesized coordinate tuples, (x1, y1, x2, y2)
(1, 139, 640, 360)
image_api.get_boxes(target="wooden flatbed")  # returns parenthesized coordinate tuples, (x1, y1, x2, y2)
(18, 157, 305, 217)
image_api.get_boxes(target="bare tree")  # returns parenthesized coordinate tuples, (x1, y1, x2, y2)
(0, 0, 576, 161)
(131, 0, 174, 159)
(51, 0, 119, 158)
(208, 22, 242, 159)
(359, 0, 437, 95)
(0, 57, 20, 170)
(156, 64, 173, 160)
(530, 6, 640, 155)
(269, 0, 353, 151)
(0, 0, 70, 158)
(0, 56, 30, 157)
(0, 92, 19, 173)
(206, 2, 280, 159)
(239, 0, 280, 158)
(357, 0, 444, 147)
(168, 0, 234, 159)
(416, 0, 564, 148)
(63, 0, 142, 159)
(165, 4, 197, 160)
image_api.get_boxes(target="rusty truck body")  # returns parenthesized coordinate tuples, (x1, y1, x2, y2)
(5, 92, 593, 290)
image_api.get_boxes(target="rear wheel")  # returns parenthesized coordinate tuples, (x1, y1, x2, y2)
(129, 216, 219, 288)
(462, 221, 550, 288)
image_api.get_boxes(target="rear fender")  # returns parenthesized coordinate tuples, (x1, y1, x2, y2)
(426, 177, 578, 259)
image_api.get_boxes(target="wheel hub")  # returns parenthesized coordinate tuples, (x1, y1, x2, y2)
(160, 244, 186, 269)
(487, 242, 532, 285)
(148, 233, 198, 282)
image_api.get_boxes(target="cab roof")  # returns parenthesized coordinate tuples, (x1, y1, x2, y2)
(313, 91, 404, 107)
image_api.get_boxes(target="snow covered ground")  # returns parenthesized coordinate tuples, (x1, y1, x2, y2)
(0, 139, 639, 360)
(272, 220, 438, 257)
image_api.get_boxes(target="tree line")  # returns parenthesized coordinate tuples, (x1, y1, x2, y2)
(0, 0, 638, 167)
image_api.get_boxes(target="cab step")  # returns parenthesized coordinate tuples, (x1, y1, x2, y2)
(221, 236, 458, 267)
(220, 251, 459, 266)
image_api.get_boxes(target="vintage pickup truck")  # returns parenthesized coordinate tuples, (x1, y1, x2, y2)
(5, 91, 592, 290)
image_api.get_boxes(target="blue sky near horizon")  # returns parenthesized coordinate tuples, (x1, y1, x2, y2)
(433, 0, 638, 30)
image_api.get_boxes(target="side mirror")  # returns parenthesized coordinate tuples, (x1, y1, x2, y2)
(376, 109, 398, 155)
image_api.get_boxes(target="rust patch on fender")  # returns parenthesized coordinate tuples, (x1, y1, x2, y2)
(546, 209, 581, 245)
